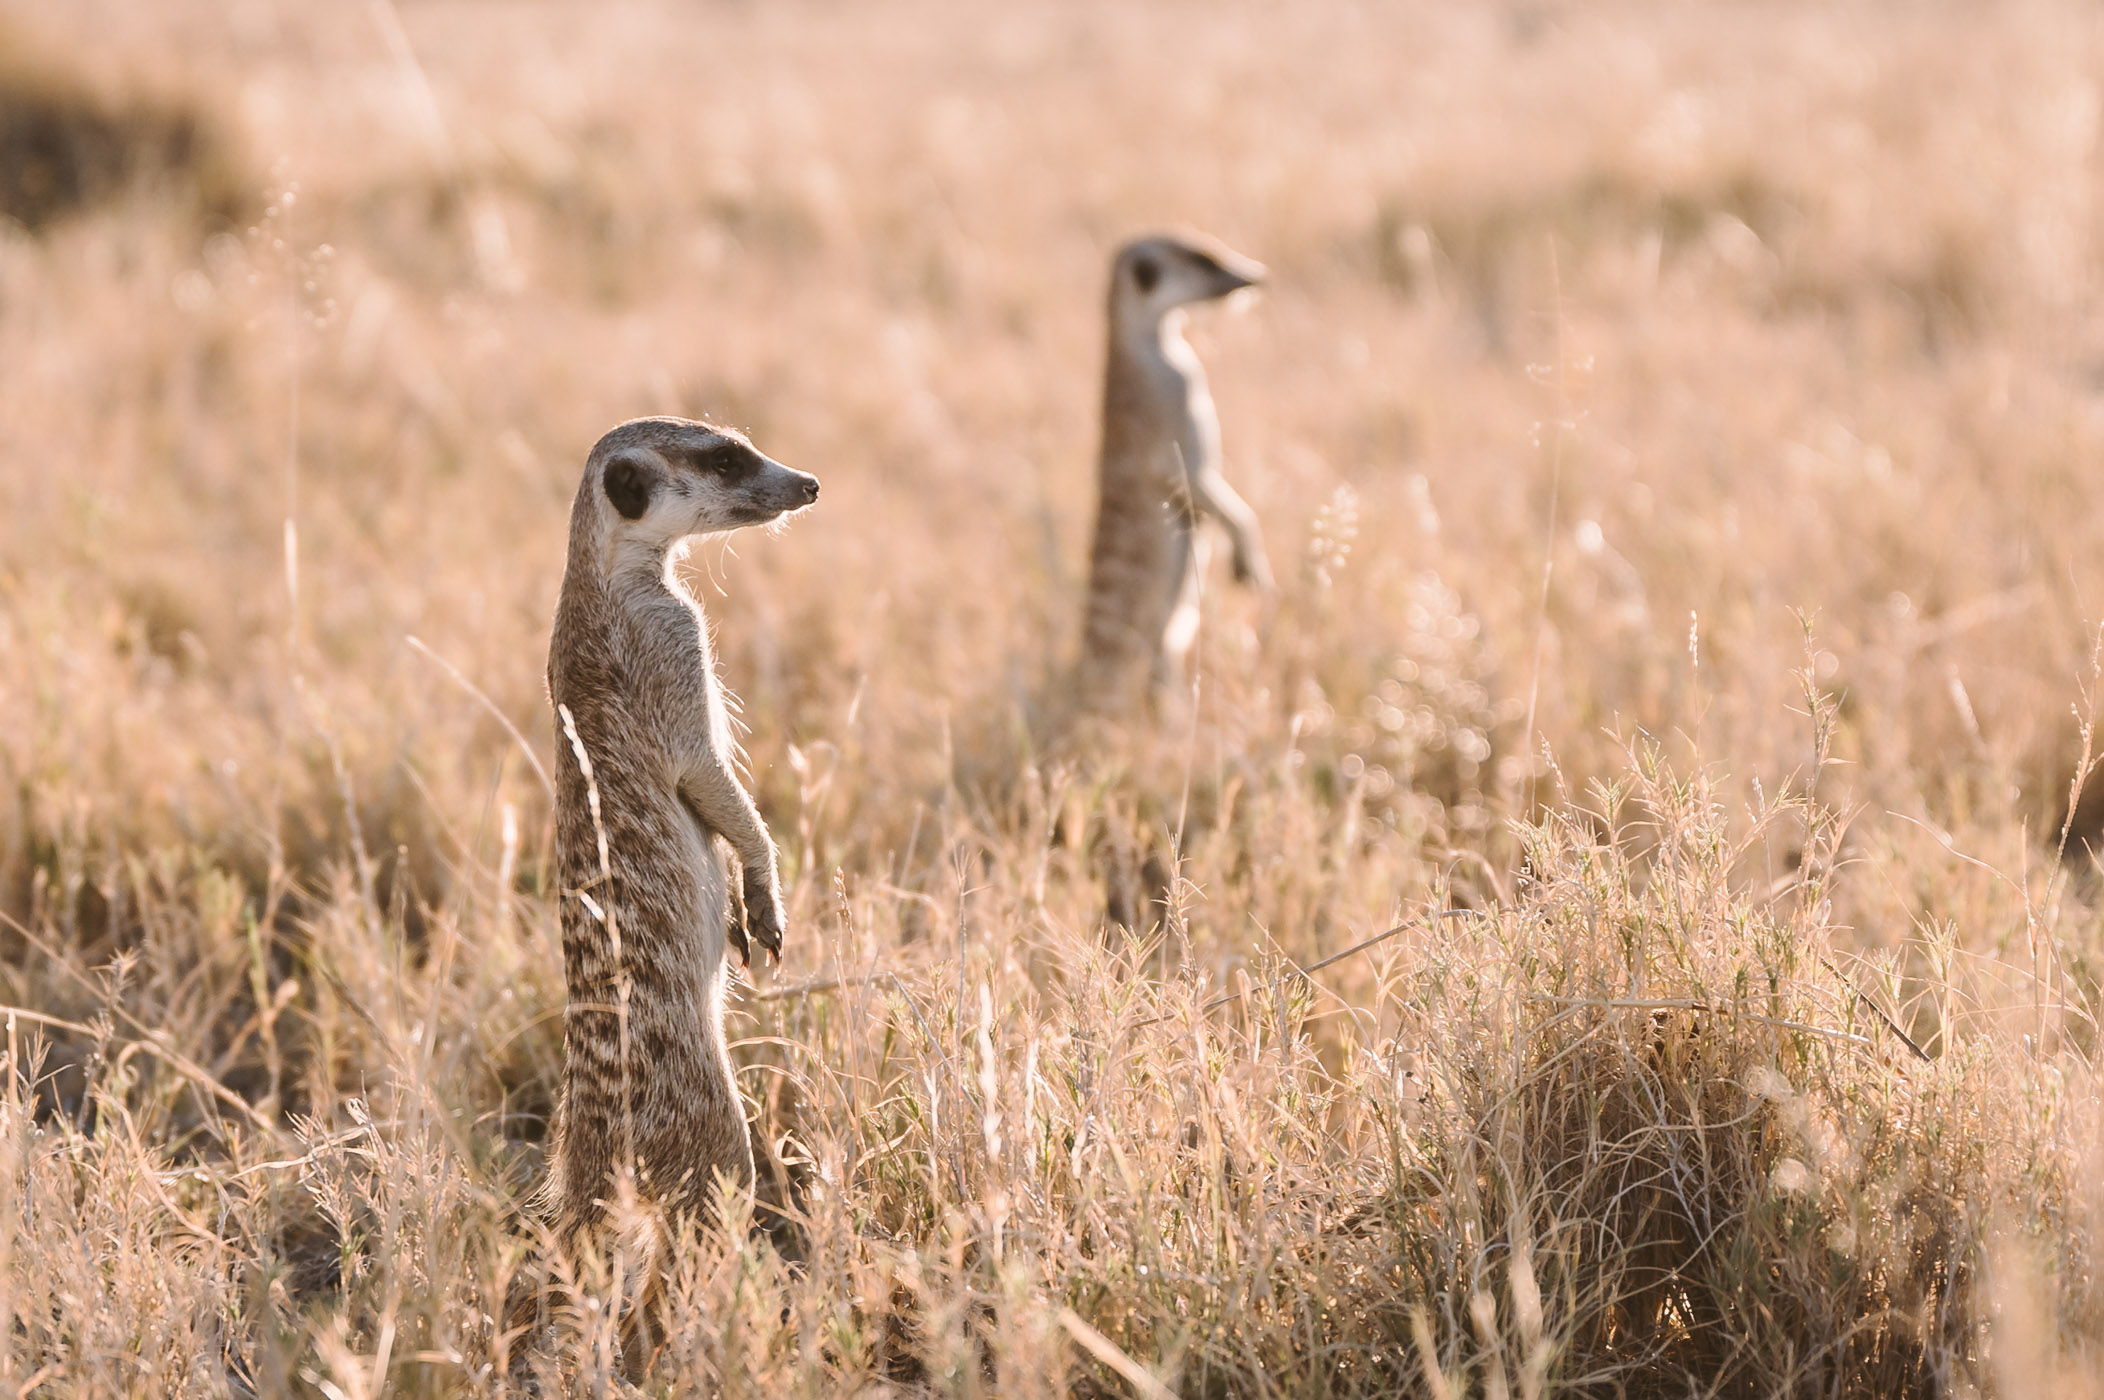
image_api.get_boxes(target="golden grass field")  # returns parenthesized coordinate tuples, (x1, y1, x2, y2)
(4, 0, 2104, 1393)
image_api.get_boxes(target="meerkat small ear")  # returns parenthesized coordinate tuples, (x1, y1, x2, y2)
(1132, 255, 1160, 294)
(603, 454, 658, 520)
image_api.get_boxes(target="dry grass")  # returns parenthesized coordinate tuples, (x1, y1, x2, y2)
(3, 0, 2103, 1394)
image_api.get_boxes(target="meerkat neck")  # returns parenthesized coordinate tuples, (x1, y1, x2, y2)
(1114, 304, 1202, 389)
(593, 533, 699, 613)
(657, 538, 711, 617)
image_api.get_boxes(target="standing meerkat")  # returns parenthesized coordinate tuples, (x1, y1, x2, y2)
(542, 416, 818, 1271)
(1078, 231, 1272, 714)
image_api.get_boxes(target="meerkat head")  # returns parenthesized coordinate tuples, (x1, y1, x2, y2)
(1112, 232, 1265, 325)
(582, 416, 819, 552)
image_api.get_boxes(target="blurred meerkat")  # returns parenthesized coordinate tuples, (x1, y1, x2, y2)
(541, 417, 818, 1290)
(1078, 231, 1272, 714)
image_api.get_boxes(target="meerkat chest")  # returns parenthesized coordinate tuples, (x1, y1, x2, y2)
(1158, 334, 1222, 470)
(1113, 332, 1217, 480)
(611, 587, 723, 765)
(665, 594, 736, 762)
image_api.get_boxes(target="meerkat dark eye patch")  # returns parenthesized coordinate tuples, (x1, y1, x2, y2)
(686, 439, 760, 480)
(1132, 255, 1160, 293)
(603, 455, 659, 519)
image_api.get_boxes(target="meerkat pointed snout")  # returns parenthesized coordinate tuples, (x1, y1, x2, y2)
(1078, 231, 1274, 716)
(1118, 236, 1265, 311)
(537, 415, 813, 1328)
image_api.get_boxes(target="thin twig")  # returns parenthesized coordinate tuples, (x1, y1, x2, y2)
(1520, 241, 1572, 815)
(754, 969, 913, 1003)
(1817, 957, 1934, 1062)
(408, 635, 554, 798)
(557, 703, 632, 1174)
(1530, 996, 1882, 1053)
(1137, 908, 1476, 1028)
(220, 1125, 376, 1180)
(1057, 1307, 1181, 1400)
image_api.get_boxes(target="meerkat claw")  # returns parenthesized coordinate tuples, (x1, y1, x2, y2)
(748, 907, 784, 962)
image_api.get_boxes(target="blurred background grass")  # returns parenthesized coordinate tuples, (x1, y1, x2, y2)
(1, 1, 2101, 1394)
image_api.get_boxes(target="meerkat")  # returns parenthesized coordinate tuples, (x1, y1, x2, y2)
(1078, 231, 1272, 714)
(541, 416, 818, 1276)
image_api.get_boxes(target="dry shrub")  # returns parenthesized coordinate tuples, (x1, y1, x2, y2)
(1378, 746, 2101, 1396)
(0, 20, 243, 233)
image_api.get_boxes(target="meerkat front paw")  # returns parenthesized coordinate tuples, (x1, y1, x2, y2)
(739, 868, 785, 965)
(1233, 549, 1275, 592)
